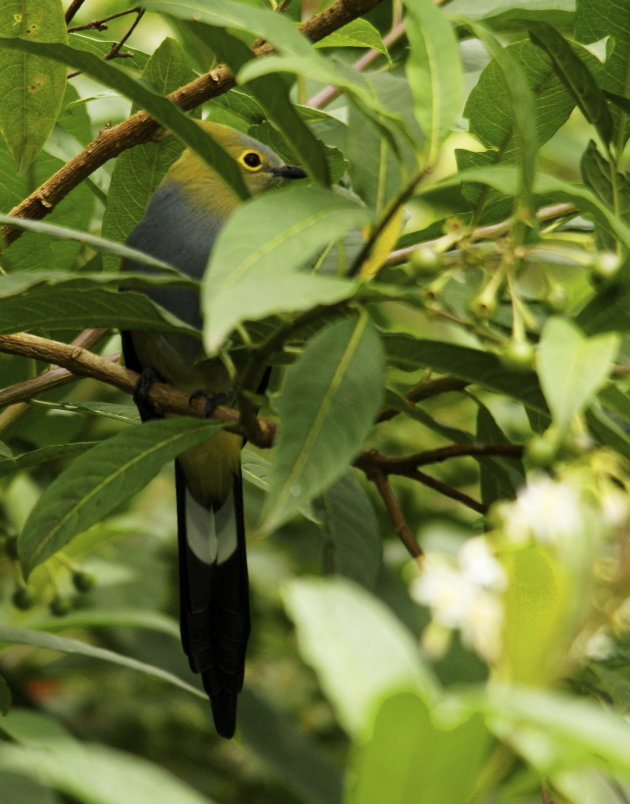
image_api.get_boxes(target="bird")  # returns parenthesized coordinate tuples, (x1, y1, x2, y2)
(120, 121, 306, 738)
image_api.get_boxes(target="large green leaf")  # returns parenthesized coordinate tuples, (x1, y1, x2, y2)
(0, 144, 93, 272)
(18, 418, 225, 575)
(383, 334, 547, 412)
(404, 0, 463, 166)
(202, 186, 368, 354)
(0, 627, 204, 699)
(261, 314, 384, 534)
(283, 577, 437, 736)
(537, 317, 619, 433)
(320, 471, 382, 589)
(576, 0, 630, 151)
(0, 0, 67, 172)
(0, 288, 196, 336)
(462, 20, 538, 222)
(0, 736, 213, 804)
(348, 692, 490, 804)
(527, 21, 613, 145)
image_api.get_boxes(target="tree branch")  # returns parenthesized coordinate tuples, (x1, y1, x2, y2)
(0, 332, 276, 447)
(4, 0, 386, 243)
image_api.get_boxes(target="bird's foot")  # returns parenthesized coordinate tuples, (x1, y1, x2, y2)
(133, 367, 163, 421)
(189, 390, 231, 418)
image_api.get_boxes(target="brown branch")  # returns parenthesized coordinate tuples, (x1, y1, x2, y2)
(67, 6, 142, 33)
(0, 328, 110, 407)
(377, 443, 524, 473)
(65, 0, 86, 24)
(371, 472, 423, 560)
(5, 0, 386, 243)
(410, 469, 486, 514)
(0, 332, 276, 447)
(355, 447, 490, 518)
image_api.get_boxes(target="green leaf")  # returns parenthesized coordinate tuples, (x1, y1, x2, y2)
(239, 690, 344, 804)
(101, 37, 197, 269)
(526, 21, 613, 145)
(261, 314, 385, 534)
(346, 73, 421, 214)
(315, 18, 387, 55)
(0, 0, 67, 173)
(0, 144, 93, 273)
(320, 471, 382, 589)
(476, 403, 524, 504)
(282, 577, 437, 736)
(0, 287, 197, 336)
(31, 608, 180, 637)
(0, 213, 192, 278)
(202, 187, 369, 354)
(348, 692, 490, 804)
(18, 418, 225, 575)
(576, 0, 630, 150)
(0, 442, 96, 478)
(0, 36, 250, 200)
(0, 626, 206, 700)
(0, 737, 214, 804)
(580, 140, 630, 249)
(462, 19, 538, 223)
(383, 334, 547, 412)
(404, 0, 463, 166)
(481, 684, 630, 779)
(445, 0, 576, 30)
(537, 317, 619, 433)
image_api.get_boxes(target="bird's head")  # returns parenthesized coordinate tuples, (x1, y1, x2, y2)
(167, 121, 306, 210)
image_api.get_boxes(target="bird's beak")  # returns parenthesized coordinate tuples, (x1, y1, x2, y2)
(270, 165, 307, 179)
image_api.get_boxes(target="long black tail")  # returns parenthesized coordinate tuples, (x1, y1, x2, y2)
(175, 463, 250, 738)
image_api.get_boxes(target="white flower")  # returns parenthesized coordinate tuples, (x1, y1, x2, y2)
(411, 537, 506, 662)
(503, 472, 583, 547)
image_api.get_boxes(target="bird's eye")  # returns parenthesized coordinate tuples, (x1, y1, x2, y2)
(240, 151, 262, 170)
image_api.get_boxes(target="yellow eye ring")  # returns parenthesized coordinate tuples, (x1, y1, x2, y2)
(239, 150, 263, 171)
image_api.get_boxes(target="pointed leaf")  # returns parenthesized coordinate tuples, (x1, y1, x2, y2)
(537, 317, 619, 433)
(404, 0, 463, 166)
(261, 314, 384, 533)
(0, 0, 67, 172)
(283, 577, 437, 736)
(18, 418, 225, 575)
(0, 626, 205, 700)
(202, 187, 368, 353)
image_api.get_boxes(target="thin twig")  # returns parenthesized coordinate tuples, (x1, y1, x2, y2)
(371, 472, 423, 560)
(65, 0, 86, 24)
(378, 443, 524, 472)
(67, 6, 142, 33)
(410, 468, 486, 514)
(386, 203, 579, 266)
(0, 329, 111, 407)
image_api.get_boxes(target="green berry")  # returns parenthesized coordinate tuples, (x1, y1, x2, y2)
(526, 433, 558, 467)
(545, 285, 568, 313)
(498, 340, 535, 372)
(49, 596, 72, 617)
(468, 295, 497, 320)
(12, 587, 36, 610)
(72, 571, 95, 593)
(410, 246, 441, 274)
